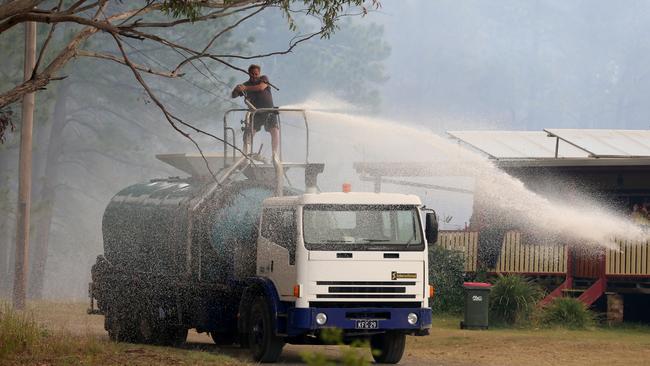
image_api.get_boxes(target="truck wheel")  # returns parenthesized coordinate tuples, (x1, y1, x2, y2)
(248, 296, 285, 362)
(160, 326, 188, 346)
(106, 314, 141, 343)
(139, 315, 157, 344)
(370, 331, 406, 364)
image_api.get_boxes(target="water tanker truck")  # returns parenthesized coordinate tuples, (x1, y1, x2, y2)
(89, 108, 438, 363)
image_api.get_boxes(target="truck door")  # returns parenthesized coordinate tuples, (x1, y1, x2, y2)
(258, 207, 297, 300)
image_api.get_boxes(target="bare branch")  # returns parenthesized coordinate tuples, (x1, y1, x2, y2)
(0, 0, 46, 22)
(200, 4, 267, 54)
(0, 6, 157, 109)
(62, 0, 93, 14)
(32, 9, 59, 79)
(119, 4, 262, 29)
(62, 1, 100, 15)
(76, 49, 180, 78)
(210, 30, 323, 59)
(110, 32, 223, 184)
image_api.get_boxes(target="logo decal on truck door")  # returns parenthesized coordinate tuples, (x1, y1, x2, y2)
(391, 271, 417, 280)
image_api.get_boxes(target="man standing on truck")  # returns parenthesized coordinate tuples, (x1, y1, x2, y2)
(232, 64, 279, 158)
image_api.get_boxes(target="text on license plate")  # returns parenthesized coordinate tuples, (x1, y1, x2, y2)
(355, 320, 378, 329)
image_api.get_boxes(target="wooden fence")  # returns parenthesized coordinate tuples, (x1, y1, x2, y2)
(437, 231, 478, 272)
(491, 231, 567, 274)
(438, 230, 566, 275)
(439, 231, 650, 277)
(606, 239, 650, 276)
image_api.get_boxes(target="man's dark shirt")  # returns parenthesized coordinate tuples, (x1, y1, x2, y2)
(241, 75, 274, 109)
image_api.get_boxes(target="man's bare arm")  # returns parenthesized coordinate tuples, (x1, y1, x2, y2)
(241, 82, 268, 92)
(231, 86, 243, 98)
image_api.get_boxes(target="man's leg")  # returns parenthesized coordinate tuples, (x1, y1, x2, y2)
(243, 128, 256, 154)
(269, 126, 280, 158)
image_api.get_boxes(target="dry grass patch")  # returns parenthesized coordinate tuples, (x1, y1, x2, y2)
(0, 302, 244, 366)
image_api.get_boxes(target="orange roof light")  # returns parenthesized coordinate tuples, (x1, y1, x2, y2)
(342, 183, 352, 193)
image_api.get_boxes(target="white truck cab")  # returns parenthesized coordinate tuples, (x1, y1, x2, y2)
(252, 191, 435, 363)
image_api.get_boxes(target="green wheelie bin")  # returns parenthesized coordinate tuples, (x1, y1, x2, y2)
(460, 282, 491, 330)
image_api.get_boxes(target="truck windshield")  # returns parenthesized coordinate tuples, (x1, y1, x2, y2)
(302, 205, 424, 251)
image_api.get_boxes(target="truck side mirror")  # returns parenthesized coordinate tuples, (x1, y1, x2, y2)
(425, 212, 439, 244)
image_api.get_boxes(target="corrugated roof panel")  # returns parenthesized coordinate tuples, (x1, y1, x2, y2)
(544, 129, 650, 158)
(447, 131, 588, 159)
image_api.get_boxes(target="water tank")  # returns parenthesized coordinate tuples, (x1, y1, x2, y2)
(102, 178, 276, 282)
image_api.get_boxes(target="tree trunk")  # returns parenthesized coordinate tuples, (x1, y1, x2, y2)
(0, 140, 18, 297)
(0, 177, 16, 297)
(28, 80, 68, 299)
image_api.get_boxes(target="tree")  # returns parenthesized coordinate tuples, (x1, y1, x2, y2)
(246, 16, 391, 111)
(1, 0, 381, 298)
(0, 0, 380, 146)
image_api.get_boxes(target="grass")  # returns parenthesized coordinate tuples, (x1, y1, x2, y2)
(0, 303, 43, 359)
(2, 301, 650, 365)
(0, 302, 243, 365)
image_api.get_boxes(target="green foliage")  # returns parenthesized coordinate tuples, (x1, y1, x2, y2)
(0, 107, 14, 143)
(277, 0, 381, 38)
(539, 297, 595, 329)
(489, 275, 544, 326)
(301, 327, 371, 366)
(473, 266, 488, 283)
(429, 245, 465, 314)
(161, 0, 202, 21)
(0, 304, 44, 359)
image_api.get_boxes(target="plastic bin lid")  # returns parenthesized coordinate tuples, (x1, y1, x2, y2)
(463, 282, 492, 288)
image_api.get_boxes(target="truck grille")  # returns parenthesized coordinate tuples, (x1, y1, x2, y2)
(316, 294, 416, 299)
(328, 287, 406, 293)
(315, 280, 417, 299)
(310, 301, 420, 308)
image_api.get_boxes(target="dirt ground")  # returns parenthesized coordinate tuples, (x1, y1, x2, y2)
(14, 302, 650, 365)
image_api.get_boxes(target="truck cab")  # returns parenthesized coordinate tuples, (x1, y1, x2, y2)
(247, 191, 435, 363)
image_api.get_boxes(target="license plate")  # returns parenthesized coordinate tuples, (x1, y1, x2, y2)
(355, 320, 378, 329)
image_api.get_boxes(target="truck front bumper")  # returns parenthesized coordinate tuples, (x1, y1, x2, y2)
(287, 307, 432, 334)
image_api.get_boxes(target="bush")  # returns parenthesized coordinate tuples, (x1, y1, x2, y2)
(301, 328, 371, 366)
(489, 275, 544, 326)
(429, 244, 466, 314)
(0, 304, 44, 359)
(539, 297, 595, 329)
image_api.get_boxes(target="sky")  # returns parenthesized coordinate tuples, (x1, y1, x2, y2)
(373, 0, 650, 131)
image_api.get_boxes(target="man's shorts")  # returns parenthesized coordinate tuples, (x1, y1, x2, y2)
(252, 111, 279, 132)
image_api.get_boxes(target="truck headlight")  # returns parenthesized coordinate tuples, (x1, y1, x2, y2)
(316, 313, 327, 325)
(407, 313, 418, 325)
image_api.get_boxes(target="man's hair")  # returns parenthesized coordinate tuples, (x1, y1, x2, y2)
(248, 64, 261, 73)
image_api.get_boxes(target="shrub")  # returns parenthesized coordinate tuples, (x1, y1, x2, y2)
(0, 304, 44, 359)
(489, 275, 544, 326)
(301, 328, 371, 366)
(539, 297, 595, 329)
(429, 244, 466, 314)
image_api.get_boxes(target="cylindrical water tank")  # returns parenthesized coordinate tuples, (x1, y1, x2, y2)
(102, 178, 276, 281)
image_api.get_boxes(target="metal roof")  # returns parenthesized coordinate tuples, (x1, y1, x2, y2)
(448, 129, 650, 160)
(544, 129, 650, 158)
(447, 130, 588, 159)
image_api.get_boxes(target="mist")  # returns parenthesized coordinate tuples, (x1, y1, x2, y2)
(2, 1, 650, 299)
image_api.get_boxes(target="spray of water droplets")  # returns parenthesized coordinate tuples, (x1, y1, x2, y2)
(281, 97, 648, 250)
